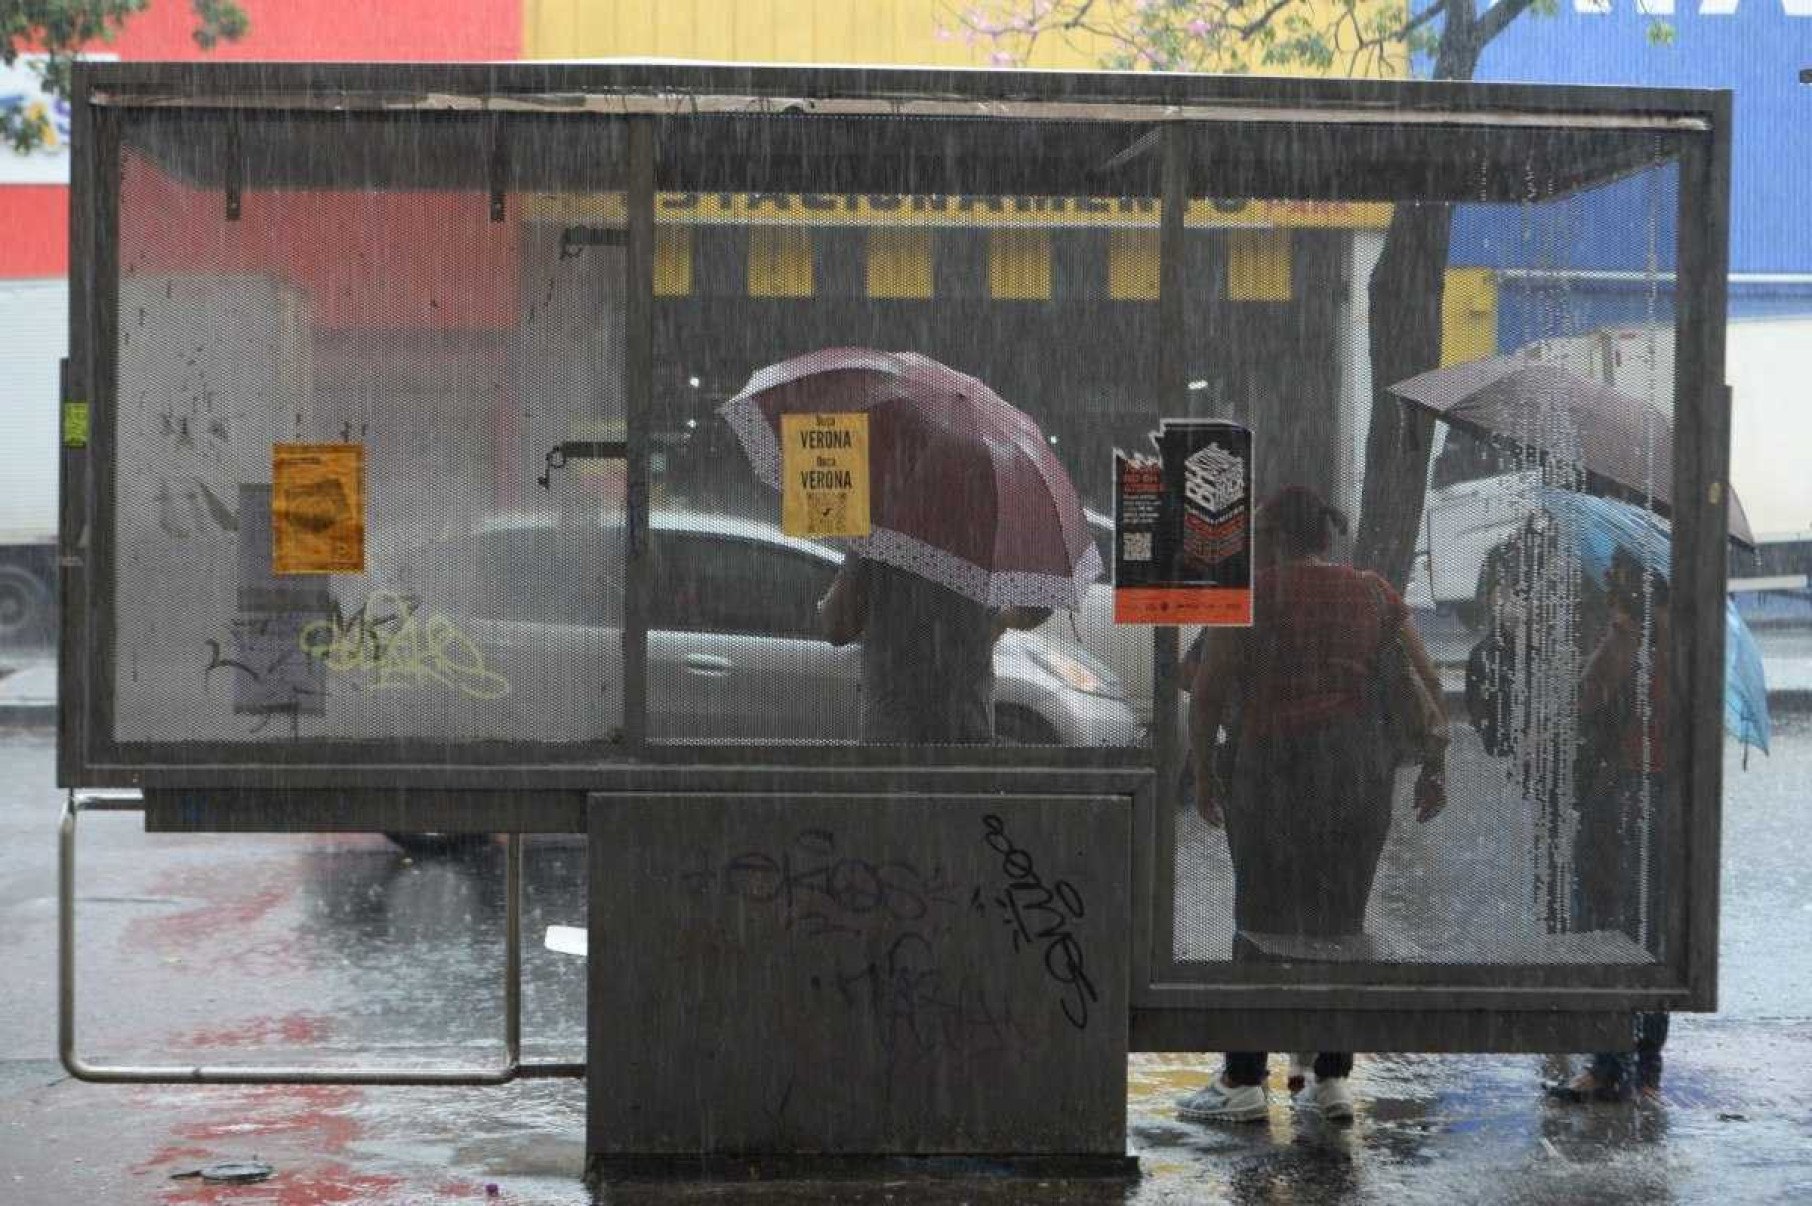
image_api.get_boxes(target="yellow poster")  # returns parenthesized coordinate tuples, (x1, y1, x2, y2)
(272, 443, 366, 574)
(781, 412, 871, 539)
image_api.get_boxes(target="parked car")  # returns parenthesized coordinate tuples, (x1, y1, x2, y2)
(371, 510, 1138, 851)
(1051, 509, 1199, 736)
(380, 509, 1139, 750)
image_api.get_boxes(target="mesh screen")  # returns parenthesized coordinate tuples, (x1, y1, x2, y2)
(111, 113, 628, 748)
(1169, 153, 1684, 969)
(99, 98, 1697, 984)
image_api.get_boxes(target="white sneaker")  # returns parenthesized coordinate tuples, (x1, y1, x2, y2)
(1287, 1053, 1315, 1094)
(1176, 1075, 1269, 1123)
(1305, 1075, 1355, 1121)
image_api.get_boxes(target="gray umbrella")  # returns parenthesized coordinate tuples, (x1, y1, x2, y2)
(1390, 356, 1755, 548)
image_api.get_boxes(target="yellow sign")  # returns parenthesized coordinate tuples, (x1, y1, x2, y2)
(61, 401, 88, 448)
(272, 443, 366, 575)
(522, 191, 1392, 232)
(781, 413, 871, 539)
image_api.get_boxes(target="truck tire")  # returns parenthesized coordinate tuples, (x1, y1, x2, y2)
(0, 565, 51, 647)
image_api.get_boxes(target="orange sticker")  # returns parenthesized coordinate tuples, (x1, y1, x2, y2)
(271, 443, 366, 575)
(1113, 588, 1252, 627)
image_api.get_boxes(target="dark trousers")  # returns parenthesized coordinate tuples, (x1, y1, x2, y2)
(1219, 717, 1392, 1086)
(1575, 764, 1670, 1088)
(1590, 1012, 1669, 1090)
(1227, 1050, 1354, 1084)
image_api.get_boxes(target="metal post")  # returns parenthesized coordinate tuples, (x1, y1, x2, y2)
(1152, 121, 1189, 789)
(622, 117, 655, 754)
(505, 830, 523, 1066)
(1143, 124, 1190, 977)
(1673, 109, 1733, 1012)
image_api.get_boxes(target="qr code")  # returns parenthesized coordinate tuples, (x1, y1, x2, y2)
(805, 491, 848, 534)
(1122, 532, 1152, 562)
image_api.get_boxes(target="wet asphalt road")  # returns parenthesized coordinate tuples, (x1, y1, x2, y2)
(0, 717, 1809, 1203)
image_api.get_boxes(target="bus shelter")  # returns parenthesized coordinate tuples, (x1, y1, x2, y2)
(57, 62, 1733, 1167)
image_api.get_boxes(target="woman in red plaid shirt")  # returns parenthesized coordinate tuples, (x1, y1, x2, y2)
(1176, 486, 1447, 1126)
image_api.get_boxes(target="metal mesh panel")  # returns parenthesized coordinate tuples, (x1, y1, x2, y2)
(110, 113, 628, 749)
(644, 115, 1159, 749)
(1168, 151, 1684, 970)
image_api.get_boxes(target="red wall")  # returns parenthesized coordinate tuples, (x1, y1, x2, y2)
(2, 0, 521, 279)
(120, 152, 519, 332)
(104, 0, 519, 62)
(0, 187, 69, 276)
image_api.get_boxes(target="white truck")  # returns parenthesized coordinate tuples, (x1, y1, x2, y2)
(0, 278, 64, 647)
(1409, 320, 1812, 620)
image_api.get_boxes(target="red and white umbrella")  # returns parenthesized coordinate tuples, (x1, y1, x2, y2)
(720, 348, 1102, 610)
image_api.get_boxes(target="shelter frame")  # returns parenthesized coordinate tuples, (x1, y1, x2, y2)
(61, 62, 1733, 1053)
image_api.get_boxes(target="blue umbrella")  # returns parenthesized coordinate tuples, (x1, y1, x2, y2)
(1537, 486, 1770, 754)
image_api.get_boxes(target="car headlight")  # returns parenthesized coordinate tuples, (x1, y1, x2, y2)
(1026, 644, 1123, 699)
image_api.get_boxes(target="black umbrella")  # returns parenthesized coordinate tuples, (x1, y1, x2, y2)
(1390, 356, 1755, 548)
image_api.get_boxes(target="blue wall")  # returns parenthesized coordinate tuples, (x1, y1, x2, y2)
(1466, 1, 1812, 275)
(1450, 166, 1680, 277)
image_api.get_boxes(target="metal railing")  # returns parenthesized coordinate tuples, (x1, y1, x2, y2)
(59, 791, 584, 1085)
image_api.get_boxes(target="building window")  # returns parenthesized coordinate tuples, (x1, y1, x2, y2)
(989, 229, 1052, 300)
(655, 227, 693, 297)
(1227, 229, 1293, 302)
(866, 228, 934, 299)
(1108, 230, 1160, 301)
(748, 227, 814, 297)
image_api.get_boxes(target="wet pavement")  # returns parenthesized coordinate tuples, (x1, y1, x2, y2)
(2, 716, 1811, 1203)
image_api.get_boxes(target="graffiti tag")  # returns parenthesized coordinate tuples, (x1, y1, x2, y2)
(980, 813, 1098, 1030)
(299, 591, 511, 701)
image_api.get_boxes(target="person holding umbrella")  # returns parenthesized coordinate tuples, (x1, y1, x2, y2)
(719, 348, 1101, 744)
(818, 556, 1052, 744)
(1464, 514, 1613, 935)
(1552, 546, 1674, 1103)
(1483, 489, 1769, 1103)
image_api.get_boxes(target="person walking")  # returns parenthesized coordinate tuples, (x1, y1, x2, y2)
(1550, 548, 1672, 1103)
(1175, 486, 1447, 1124)
(818, 554, 1048, 744)
(1463, 514, 1612, 934)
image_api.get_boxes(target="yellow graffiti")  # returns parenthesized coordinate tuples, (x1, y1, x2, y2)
(300, 592, 512, 702)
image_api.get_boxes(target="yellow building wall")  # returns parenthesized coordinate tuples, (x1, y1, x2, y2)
(522, 2, 1471, 328)
(527, 0, 1049, 66)
(1441, 268, 1499, 368)
(525, 0, 1403, 75)
(1226, 230, 1293, 303)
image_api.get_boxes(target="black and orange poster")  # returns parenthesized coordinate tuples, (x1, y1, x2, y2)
(1112, 419, 1253, 626)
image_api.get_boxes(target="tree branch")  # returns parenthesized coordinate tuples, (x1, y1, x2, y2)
(1400, 0, 1452, 42)
(1476, 0, 1542, 47)
(1056, 0, 1103, 34)
(1228, 0, 1298, 41)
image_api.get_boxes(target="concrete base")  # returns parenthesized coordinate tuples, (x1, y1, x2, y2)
(587, 791, 1132, 1159)
(585, 1153, 1142, 1184)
